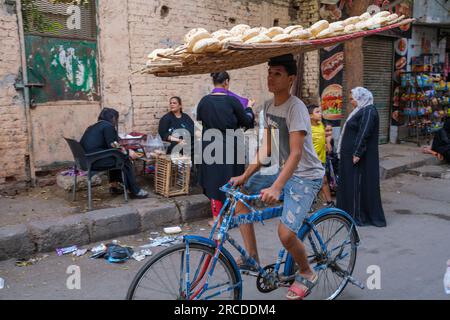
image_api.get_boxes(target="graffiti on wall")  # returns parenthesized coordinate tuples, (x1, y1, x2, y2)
(25, 35, 100, 103)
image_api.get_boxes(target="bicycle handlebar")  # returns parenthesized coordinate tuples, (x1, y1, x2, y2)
(220, 183, 261, 201)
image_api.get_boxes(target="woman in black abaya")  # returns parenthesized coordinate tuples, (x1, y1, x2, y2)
(336, 87, 386, 227)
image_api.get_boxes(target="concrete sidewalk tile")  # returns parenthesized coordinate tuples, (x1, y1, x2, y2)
(135, 201, 181, 231)
(86, 207, 141, 242)
(0, 224, 35, 261)
(29, 215, 90, 253)
(175, 194, 211, 222)
(407, 165, 450, 179)
(379, 144, 442, 180)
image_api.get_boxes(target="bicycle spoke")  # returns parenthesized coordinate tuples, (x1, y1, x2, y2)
(302, 215, 357, 300)
(134, 284, 178, 298)
(128, 244, 239, 300)
(146, 263, 174, 294)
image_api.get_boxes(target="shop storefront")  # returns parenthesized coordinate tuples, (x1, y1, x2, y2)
(394, 18, 450, 145)
(317, 0, 419, 144)
(363, 35, 396, 143)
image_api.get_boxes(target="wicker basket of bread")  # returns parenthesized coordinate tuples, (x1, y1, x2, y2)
(141, 11, 413, 77)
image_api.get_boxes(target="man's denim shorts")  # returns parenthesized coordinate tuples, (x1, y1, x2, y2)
(243, 171, 322, 234)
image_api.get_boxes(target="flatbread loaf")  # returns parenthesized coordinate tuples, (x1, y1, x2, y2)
(184, 28, 209, 44)
(343, 16, 360, 26)
(245, 34, 272, 44)
(148, 48, 174, 60)
(329, 22, 345, 32)
(230, 24, 251, 36)
(284, 25, 303, 34)
(272, 33, 294, 42)
(290, 28, 312, 40)
(372, 11, 391, 19)
(317, 27, 334, 38)
(185, 29, 211, 52)
(359, 12, 372, 21)
(355, 20, 368, 30)
(309, 20, 330, 37)
(264, 26, 284, 38)
(384, 13, 399, 24)
(220, 36, 243, 45)
(242, 27, 264, 41)
(212, 30, 232, 41)
(344, 24, 357, 33)
(192, 38, 221, 53)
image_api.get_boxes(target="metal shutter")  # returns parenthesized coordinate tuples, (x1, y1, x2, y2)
(363, 36, 394, 144)
(25, 0, 97, 40)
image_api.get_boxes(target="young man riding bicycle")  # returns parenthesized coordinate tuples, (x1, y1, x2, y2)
(230, 54, 325, 300)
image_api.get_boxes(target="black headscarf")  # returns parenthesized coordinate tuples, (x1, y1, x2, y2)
(98, 107, 119, 131)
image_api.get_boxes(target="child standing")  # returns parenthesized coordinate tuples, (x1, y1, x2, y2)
(307, 105, 334, 207)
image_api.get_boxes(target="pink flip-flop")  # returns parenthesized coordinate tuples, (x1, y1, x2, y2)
(286, 273, 318, 300)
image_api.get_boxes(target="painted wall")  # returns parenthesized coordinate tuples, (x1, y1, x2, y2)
(30, 101, 101, 168)
(413, 0, 450, 24)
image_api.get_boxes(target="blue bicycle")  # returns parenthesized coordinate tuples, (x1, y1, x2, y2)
(127, 183, 364, 300)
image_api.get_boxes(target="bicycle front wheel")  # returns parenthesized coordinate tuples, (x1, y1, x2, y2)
(301, 213, 358, 300)
(126, 243, 241, 300)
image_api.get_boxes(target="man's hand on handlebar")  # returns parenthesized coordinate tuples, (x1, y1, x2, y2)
(260, 186, 282, 205)
(229, 175, 248, 187)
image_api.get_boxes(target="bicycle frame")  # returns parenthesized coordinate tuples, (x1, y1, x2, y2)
(180, 184, 360, 300)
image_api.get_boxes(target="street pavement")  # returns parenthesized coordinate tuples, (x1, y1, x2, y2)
(0, 173, 449, 300)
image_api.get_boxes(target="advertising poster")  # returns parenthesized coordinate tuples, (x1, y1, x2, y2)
(319, 0, 345, 126)
(393, 37, 408, 109)
(319, 44, 345, 125)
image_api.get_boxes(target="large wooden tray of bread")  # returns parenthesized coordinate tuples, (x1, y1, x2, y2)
(141, 11, 413, 77)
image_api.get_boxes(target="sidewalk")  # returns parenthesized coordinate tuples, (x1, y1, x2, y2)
(379, 142, 442, 179)
(0, 142, 447, 261)
(0, 174, 211, 261)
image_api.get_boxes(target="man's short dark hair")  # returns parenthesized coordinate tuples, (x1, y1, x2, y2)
(268, 54, 297, 76)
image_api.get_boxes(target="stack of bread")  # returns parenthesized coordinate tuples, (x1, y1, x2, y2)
(146, 10, 405, 65)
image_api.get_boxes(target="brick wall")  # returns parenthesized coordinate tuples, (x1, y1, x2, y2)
(0, 1, 28, 191)
(298, 0, 320, 103)
(0, 0, 321, 188)
(126, 0, 307, 134)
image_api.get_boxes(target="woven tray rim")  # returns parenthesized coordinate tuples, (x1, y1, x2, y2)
(139, 18, 414, 77)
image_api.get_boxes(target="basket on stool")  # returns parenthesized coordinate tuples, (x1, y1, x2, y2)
(154, 154, 191, 197)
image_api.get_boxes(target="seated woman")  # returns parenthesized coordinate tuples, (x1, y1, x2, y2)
(158, 96, 195, 155)
(80, 107, 149, 199)
(430, 117, 450, 163)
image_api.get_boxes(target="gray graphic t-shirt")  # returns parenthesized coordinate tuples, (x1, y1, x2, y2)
(263, 95, 325, 180)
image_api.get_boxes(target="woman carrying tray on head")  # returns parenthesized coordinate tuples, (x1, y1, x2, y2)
(196, 71, 255, 227)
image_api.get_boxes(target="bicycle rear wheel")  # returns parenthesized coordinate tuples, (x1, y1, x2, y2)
(126, 243, 241, 300)
(301, 213, 357, 300)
